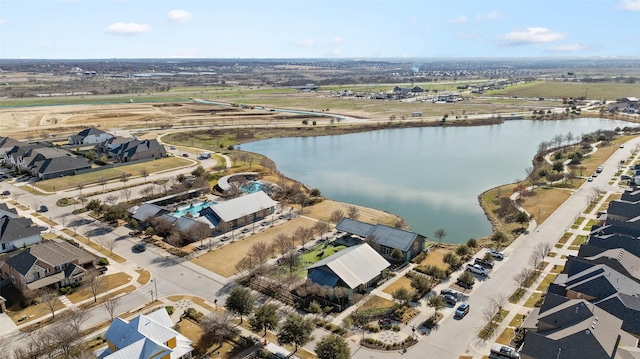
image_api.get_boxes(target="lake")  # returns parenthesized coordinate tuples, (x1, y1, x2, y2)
(240, 118, 631, 243)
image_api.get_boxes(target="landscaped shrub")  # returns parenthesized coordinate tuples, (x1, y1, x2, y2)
(364, 323, 380, 332)
(392, 325, 401, 332)
(184, 307, 203, 322)
(99, 257, 109, 266)
(165, 306, 174, 315)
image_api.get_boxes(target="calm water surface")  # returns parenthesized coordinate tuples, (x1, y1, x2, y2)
(241, 119, 630, 243)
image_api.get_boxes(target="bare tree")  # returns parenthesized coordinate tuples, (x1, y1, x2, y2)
(529, 247, 545, 272)
(185, 222, 213, 246)
(60, 308, 88, 334)
(346, 205, 359, 220)
(120, 187, 132, 202)
(101, 296, 122, 320)
(281, 249, 300, 274)
(314, 220, 331, 239)
(364, 234, 380, 251)
(294, 226, 313, 249)
(105, 194, 119, 206)
(141, 168, 149, 182)
(514, 268, 533, 290)
(434, 228, 447, 246)
(85, 270, 106, 303)
(273, 233, 294, 254)
(537, 242, 553, 259)
(329, 209, 345, 224)
(38, 287, 62, 319)
(249, 241, 271, 267)
(394, 218, 408, 230)
(140, 185, 155, 197)
(197, 312, 239, 352)
(120, 172, 129, 188)
(98, 176, 108, 192)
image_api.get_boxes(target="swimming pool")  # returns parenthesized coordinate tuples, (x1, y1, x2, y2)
(241, 181, 273, 194)
(173, 201, 216, 217)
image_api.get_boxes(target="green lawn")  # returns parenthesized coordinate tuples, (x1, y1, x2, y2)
(300, 243, 347, 266)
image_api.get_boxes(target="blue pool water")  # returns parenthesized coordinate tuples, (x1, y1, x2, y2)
(173, 201, 216, 217)
(241, 181, 273, 194)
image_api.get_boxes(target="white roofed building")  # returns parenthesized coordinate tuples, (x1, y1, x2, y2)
(97, 307, 193, 359)
(200, 191, 277, 230)
(307, 244, 390, 294)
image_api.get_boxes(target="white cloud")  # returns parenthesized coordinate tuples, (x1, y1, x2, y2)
(500, 27, 566, 46)
(477, 11, 501, 20)
(617, 0, 640, 11)
(547, 43, 590, 52)
(331, 36, 344, 45)
(448, 16, 469, 24)
(168, 10, 192, 23)
(295, 38, 315, 47)
(37, 42, 52, 48)
(105, 22, 151, 35)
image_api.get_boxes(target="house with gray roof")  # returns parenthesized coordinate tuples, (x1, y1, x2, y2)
(335, 218, 426, 262)
(200, 191, 277, 230)
(115, 139, 167, 162)
(131, 203, 170, 223)
(520, 293, 637, 359)
(548, 254, 640, 337)
(0, 136, 23, 160)
(0, 215, 41, 253)
(5, 143, 91, 179)
(0, 240, 97, 292)
(95, 136, 135, 157)
(97, 307, 193, 359)
(69, 127, 113, 145)
(0, 203, 19, 219)
(307, 243, 390, 293)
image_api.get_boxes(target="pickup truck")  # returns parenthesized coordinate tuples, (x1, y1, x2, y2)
(466, 264, 489, 277)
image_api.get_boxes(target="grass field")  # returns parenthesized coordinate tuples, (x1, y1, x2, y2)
(490, 81, 640, 101)
(382, 276, 412, 295)
(303, 199, 401, 226)
(35, 156, 193, 192)
(300, 244, 347, 266)
(190, 217, 316, 277)
(536, 274, 558, 292)
(524, 292, 543, 308)
(418, 247, 453, 270)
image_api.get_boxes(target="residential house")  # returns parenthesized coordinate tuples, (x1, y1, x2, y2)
(95, 136, 136, 158)
(200, 191, 277, 230)
(0, 136, 23, 160)
(68, 127, 113, 145)
(548, 251, 640, 338)
(98, 307, 193, 359)
(115, 139, 167, 162)
(335, 218, 426, 262)
(0, 203, 19, 219)
(131, 203, 170, 223)
(5, 144, 90, 179)
(307, 244, 390, 293)
(520, 293, 638, 359)
(0, 241, 97, 292)
(0, 215, 41, 253)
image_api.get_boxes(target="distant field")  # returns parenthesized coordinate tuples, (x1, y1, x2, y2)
(490, 81, 639, 100)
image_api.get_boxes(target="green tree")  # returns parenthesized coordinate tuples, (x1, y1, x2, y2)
(466, 238, 478, 248)
(391, 287, 412, 306)
(224, 287, 255, 324)
(315, 334, 351, 359)
(248, 303, 279, 335)
(390, 248, 404, 262)
(458, 271, 475, 289)
(552, 160, 564, 173)
(277, 313, 315, 353)
(427, 295, 446, 314)
(410, 274, 431, 294)
(516, 211, 530, 228)
(491, 231, 509, 248)
(455, 244, 470, 257)
(442, 252, 460, 266)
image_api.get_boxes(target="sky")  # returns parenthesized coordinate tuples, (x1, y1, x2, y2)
(1, 0, 639, 59)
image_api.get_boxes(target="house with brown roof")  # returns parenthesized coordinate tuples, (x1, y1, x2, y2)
(0, 241, 97, 292)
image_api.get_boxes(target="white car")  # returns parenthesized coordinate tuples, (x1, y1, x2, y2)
(487, 249, 504, 260)
(466, 264, 489, 276)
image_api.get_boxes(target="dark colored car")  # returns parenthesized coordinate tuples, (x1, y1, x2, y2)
(442, 294, 457, 306)
(133, 243, 146, 252)
(474, 257, 494, 269)
(182, 153, 189, 157)
(38, 205, 48, 213)
(2, 190, 10, 196)
(96, 266, 108, 274)
(378, 318, 392, 325)
(456, 280, 473, 290)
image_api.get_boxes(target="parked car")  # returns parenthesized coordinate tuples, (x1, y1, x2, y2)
(454, 303, 470, 319)
(440, 288, 461, 299)
(378, 318, 392, 325)
(621, 174, 631, 180)
(466, 264, 489, 277)
(38, 205, 48, 213)
(588, 177, 594, 182)
(456, 279, 473, 290)
(474, 257, 494, 269)
(133, 243, 146, 252)
(487, 249, 504, 260)
(1, 190, 10, 196)
(96, 266, 108, 274)
(182, 153, 189, 157)
(490, 345, 520, 359)
(442, 294, 457, 306)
